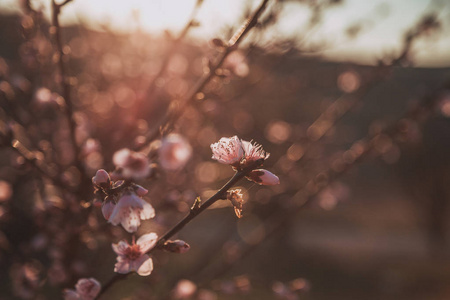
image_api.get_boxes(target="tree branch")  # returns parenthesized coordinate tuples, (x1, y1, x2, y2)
(135, 0, 270, 150)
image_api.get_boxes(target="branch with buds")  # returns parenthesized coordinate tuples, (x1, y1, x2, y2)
(92, 136, 279, 299)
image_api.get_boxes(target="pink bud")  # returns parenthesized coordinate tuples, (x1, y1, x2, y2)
(247, 169, 280, 185)
(163, 240, 190, 254)
(135, 185, 148, 197)
(92, 169, 110, 186)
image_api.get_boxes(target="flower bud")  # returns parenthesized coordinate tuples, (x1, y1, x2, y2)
(92, 169, 110, 187)
(247, 169, 280, 185)
(163, 240, 190, 254)
(134, 184, 148, 197)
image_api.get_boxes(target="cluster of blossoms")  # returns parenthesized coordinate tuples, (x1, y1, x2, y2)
(211, 136, 279, 217)
(66, 135, 278, 298)
(91, 165, 162, 277)
(92, 168, 155, 233)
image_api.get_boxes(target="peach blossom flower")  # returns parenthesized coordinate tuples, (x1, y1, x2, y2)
(108, 192, 155, 233)
(247, 169, 280, 185)
(112, 233, 158, 276)
(159, 134, 192, 171)
(113, 148, 150, 180)
(63, 278, 101, 300)
(210, 136, 244, 165)
(241, 140, 270, 165)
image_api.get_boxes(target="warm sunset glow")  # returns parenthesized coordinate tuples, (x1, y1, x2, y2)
(1, 0, 449, 65)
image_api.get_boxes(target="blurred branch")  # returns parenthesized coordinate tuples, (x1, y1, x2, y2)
(51, 0, 86, 183)
(197, 81, 450, 285)
(96, 159, 264, 298)
(6, 135, 76, 193)
(135, 0, 271, 151)
(115, 0, 204, 145)
(152, 14, 445, 294)
(145, 0, 203, 98)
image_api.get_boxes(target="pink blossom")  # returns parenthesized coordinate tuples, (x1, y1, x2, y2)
(92, 169, 110, 187)
(210, 136, 244, 165)
(247, 169, 280, 185)
(112, 233, 158, 276)
(241, 140, 270, 165)
(159, 134, 192, 171)
(113, 148, 150, 180)
(108, 193, 155, 233)
(63, 278, 101, 300)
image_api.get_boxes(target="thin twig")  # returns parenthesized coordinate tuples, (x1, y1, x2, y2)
(198, 82, 449, 284)
(115, 0, 204, 145)
(135, 0, 271, 150)
(96, 158, 264, 298)
(51, 0, 86, 183)
(146, 0, 203, 98)
(9, 138, 77, 193)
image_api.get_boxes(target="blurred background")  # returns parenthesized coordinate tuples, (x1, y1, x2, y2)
(1, 0, 450, 299)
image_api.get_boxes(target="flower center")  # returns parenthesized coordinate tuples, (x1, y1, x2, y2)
(124, 244, 142, 260)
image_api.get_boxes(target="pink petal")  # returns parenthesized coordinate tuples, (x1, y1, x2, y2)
(112, 241, 129, 256)
(210, 136, 244, 165)
(120, 209, 141, 233)
(134, 254, 153, 276)
(137, 232, 158, 253)
(135, 185, 148, 197)
(92, 169, 110, 186)
(114, 256, 132, 274)
(139, 199, 155, 220)
(101, 201, 115, 220)
(108, 194, 142, 226)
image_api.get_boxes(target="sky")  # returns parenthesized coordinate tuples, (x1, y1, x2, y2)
(1, 0, 449, 66)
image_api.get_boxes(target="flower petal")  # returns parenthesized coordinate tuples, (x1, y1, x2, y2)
(114, 256, 132, 274)
(139, 199, 155, 220)
(134, 254, 153, 276)
(137, 232, 158, 253)
(210, 136, 244, 165)
(120, 209, 141, 233)
(111, 241, 129, 256)
(101, 201, 115, 220)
